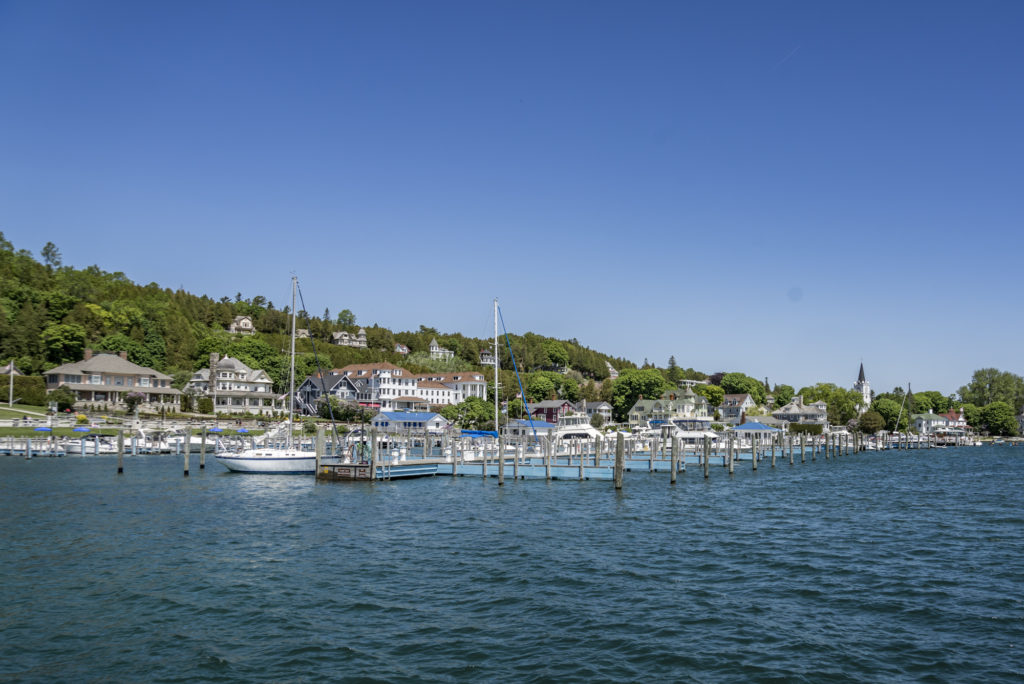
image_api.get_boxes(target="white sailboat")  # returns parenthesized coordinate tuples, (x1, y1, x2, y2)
(216, 276, 316, 474)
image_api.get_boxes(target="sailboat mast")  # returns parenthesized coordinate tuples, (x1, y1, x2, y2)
(289, 276, 297, 448)
(493, 298, 499, 435)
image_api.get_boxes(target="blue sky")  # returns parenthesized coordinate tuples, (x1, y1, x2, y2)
(2, 1, 1022, 395)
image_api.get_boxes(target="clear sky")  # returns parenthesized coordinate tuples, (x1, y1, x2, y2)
(2, 1, 1022, 396)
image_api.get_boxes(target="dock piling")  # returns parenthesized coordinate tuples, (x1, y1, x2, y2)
(614, 433, 624, 490)
(117, 429, 124, 474)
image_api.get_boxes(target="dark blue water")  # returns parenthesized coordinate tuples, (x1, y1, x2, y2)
(2, 447, 1023, 682)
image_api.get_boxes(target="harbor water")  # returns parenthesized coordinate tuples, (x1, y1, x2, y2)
(2, 447, 1022, 682)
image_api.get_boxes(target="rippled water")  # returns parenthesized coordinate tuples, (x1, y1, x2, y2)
(2, 447, 1023, 682)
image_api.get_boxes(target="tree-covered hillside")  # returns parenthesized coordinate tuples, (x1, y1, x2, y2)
(0, 234, 634, 394)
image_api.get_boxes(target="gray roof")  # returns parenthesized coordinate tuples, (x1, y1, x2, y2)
(531, 399, 574, 409)
(46, 353, 172, 380)
(57, 382, 180, 395)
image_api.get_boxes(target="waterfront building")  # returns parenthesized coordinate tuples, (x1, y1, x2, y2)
(576, 400, 613, 423)
(912, 410, 950, 435)
(629, 388, 711, 429)
(185, 354, 280, 416)
(719, 393, 756, 424)
(228, 315, 255, 335)
(394, 343, 410, 355)
(504, 418, 556, 440)
(530, 399, 576, 424)
(370, 411, 450, 434)
(414, 372, 487, 402)
(44, 349, 180, 411)
(296, 373, 363, 414)
(772, 395, 828, 426)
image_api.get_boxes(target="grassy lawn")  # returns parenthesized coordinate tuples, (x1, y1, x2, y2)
(0, 427, 120, 438)
(0, 404, 47, 419)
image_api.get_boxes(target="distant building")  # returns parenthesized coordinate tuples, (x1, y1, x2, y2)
(479, 349, 495, 366)
(429, 338, 454, 362)
(228, 315, 254, 335)
(605, 361, 619, 380)
(295, 328, 311, 339)
(530, 399, 575, 424)
(854, 362, 871, 414)
(371, 411, 450, 434)
(44, 349, 180, 411)
(0, 360, 20, 376)
(912, 410, 950, 435)
(394, 343, 410, 355)
(332, 329, 367, 348)
(577, 401, 613, 423)
(719, 394, 756, 424)
(772, 395, 828, 426)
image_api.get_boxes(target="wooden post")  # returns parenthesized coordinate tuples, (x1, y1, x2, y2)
(771, 434, 776, 467)
(117, 429, 124, 474)
(752, 433, 758, 471)
(370, 428, 378, 480)
(614, 432, 624, 490)
(498, 435, 505, 486)
(578, 440, 584, 480)
(315, 426, 324, 475)
(670, 436, 678, 484)
(514, 443, 521, 480)
(649, 436, 656, 473)
(703, 436, 710, 479)
(200, 427, 207, 470)
(594, 435, 602, 467)
(545, 437, 552, 481)
(728, 434, 735, 475)
(183, 438, 190, 477)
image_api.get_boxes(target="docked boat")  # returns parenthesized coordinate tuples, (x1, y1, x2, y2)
(551, 411, 603, 440)
(217, 277, 313, 474)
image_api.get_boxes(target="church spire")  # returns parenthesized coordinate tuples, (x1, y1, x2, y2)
(857, 362, 866, 383)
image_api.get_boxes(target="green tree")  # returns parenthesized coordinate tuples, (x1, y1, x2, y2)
(41, 323, 87, 364)
(49, 386, 77, 412)
(772, 384, 794, 408)
(799, 383, 864, 425)
(666, 356, 683, 385)
(123, 391, 146, 414)
(871, 397, 908, 431)
(197, 396, 214, 414)
(336, 309, 356, 327)
(980, 401, 1018, 436)
(694, 383, 724, 409)
(857, 410, 885, 433)
(542, 340, 569, 369)
(40, 241, 62, 269)
(959, 369, 1024, 414)
(720, 372, 766, 405)
(610, 369, 673, 422)
(525, 375, 556, 402)
(961, 403, 982, 429)
(590, 413, 604, 429)
(911, 393, 934, 415)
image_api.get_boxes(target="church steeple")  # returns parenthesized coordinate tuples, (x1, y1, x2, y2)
(854, 362, 870, 414)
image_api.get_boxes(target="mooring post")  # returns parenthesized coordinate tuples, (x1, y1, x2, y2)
(670, 436, 678, 484)
(788, 433, 794, 465)
(200, 427, 207, 470)
(594, 435, 602, 467)
(117, 429, 124, 474)
(771, 434, 776, 468)
(370, 428, 378, 480)
(498, 435, 505, 486)
(514, 442, 521, 480)
(703, 436, 710, 479)
(315, 426, 324, 476)
(183, 438, 190, 477)
(752, 433, 758, 471)
(614, 432, 624, 490)
(545, 437, 552, 481)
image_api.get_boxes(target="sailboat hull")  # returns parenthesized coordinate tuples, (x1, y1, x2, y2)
(216, 450, 316, 474)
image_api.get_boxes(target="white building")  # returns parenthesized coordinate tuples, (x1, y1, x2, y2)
(228, 315, 254, 335)
(185, 354, 279, 416)
(429, 338, 454, 361)
(371, 411, 451, 434)
(332, 329, 367, 348)
(854, 363, 871, 414)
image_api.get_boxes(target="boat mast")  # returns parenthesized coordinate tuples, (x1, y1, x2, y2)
(289, 276, 297, 449)
(493, 298, 499, 437)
